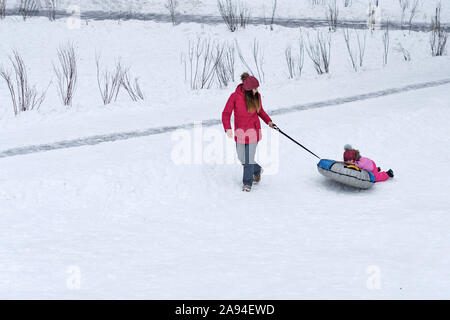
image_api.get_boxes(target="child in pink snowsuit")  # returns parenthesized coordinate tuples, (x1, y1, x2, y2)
(343, 145, 393, 182)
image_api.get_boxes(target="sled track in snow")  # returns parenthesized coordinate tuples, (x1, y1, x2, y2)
(4, 9, 450, 32)
(1, 78, 450, 159)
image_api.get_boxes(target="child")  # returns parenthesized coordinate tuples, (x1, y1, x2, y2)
(343, 144, 394, 182)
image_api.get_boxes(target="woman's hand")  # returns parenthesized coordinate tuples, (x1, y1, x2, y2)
(226, 129, 233, 139)
(268, 122, 275, 129)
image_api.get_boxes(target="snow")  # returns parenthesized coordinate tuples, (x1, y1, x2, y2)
(1, 4, 450, 299)
(5, 0, 450, 24)
(1, 83, 449, 299)
(0, 17, 449, 148)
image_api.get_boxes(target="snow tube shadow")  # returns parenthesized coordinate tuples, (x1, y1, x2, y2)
(317, 159, 375, 190)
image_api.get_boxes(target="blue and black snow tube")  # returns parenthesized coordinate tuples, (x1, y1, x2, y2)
(317, 159, 376, 189)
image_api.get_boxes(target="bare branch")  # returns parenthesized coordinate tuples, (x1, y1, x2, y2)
(96, 55, 124, 105)
(382, 20, 390, 65)
(217, 0, 238, 32)
(44, 0, 57, 21)
(326, 0, 339, 32)
(54, 43, 78, 106)
(0, 50, 46, 115)
(165, 0, 179, 25)
(186, 37, 223, 90)
(234, 39, 255, 77)
(306, 30, 331, 74)
(430, 3, 448, 57)
(0, 0, 6, 19)
(19, 0, 39, 21)
(122, 70, 145, 101)
(343, 28, 357, 71)
(270, 0, 277, 31)
(0, 68, 19, 115)
(408, 0, 420, 33)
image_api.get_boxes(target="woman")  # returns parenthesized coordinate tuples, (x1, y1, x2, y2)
(343, 145, 394, 182)
(222, 73, 275, 192)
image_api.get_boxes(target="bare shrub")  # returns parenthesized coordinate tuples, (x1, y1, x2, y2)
(96, 56, 125, 105)
(215, 42, 236, 87)
(262, 4, 268, 27)
(399, 0, 420, 31)
(395, 43, 411, 61)
(165, 0, 179, 25)
(430, 3, 448, 57)
(234, 39, 254, 76)
(186, 37, 223, 89)
(270, 0, 277, 31)
(298, 34, 306, 77)
(122, 70, 145, 101)
(19, 0, 39, 21)
(218, 0, 250, 32)
(235, 39, 265, 83)
(238, 3, 251, 29)
(311, 0, 325, 6)
(399, 0, 409, 28)
(0, 70, 19, 115)
(218, 0, 238, 32)
(285, 46, 295, 79)
(343, 28, 356, 71)
(408, 0, 420, 33)
(0, 0, 6, 19)
(343, 28, 366, 71)
(343, 0, 352, 7)
(0, 51, 46, 115)
(356, 30, 366, 67)
(214, 45, 229, 88)
(306, 30, 331, 74)
(382, 21, 390, 65)
(45, 0, 57, 21)
(197, 39, 220, 89)
(54, 43, 78, 106)
(326, 0, 339, 32)
(398, 0, 409, 8)
(367, 1, 380, 31)
(183, 39, 235, 89)
(224, 43, 236, 82)
(285, 33, 305, 79)
(251, 39, 264, 82)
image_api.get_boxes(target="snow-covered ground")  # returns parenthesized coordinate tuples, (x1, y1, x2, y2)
(0, 17, 449, 148)
(4, 0, 450, 24)
(1, 82, 449, 299)
(0, 4, 449, 299)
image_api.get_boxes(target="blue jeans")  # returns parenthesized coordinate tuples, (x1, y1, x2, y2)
(236, 143, 262, 186)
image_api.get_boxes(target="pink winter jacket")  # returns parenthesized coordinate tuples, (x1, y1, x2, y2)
(356, 156, 376, 172)
(222, 84, 272, 144)
(356, 156, 390, 182)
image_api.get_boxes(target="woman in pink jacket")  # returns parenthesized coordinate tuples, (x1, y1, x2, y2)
(222, 73, 274, 192)
(343, 145, 394, 182)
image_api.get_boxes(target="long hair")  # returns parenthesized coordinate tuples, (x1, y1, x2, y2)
(241, 72, 261, 113)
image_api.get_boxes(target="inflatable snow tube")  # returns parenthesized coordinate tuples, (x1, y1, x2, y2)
(317, 159, 376, 189)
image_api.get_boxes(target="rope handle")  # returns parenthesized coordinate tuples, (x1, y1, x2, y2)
(271, 124, 321, 160)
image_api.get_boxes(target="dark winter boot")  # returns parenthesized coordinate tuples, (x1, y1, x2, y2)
(253, 168, 264, 184)
(242, 184, 252, 192)
(386, 169, 394, 178)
